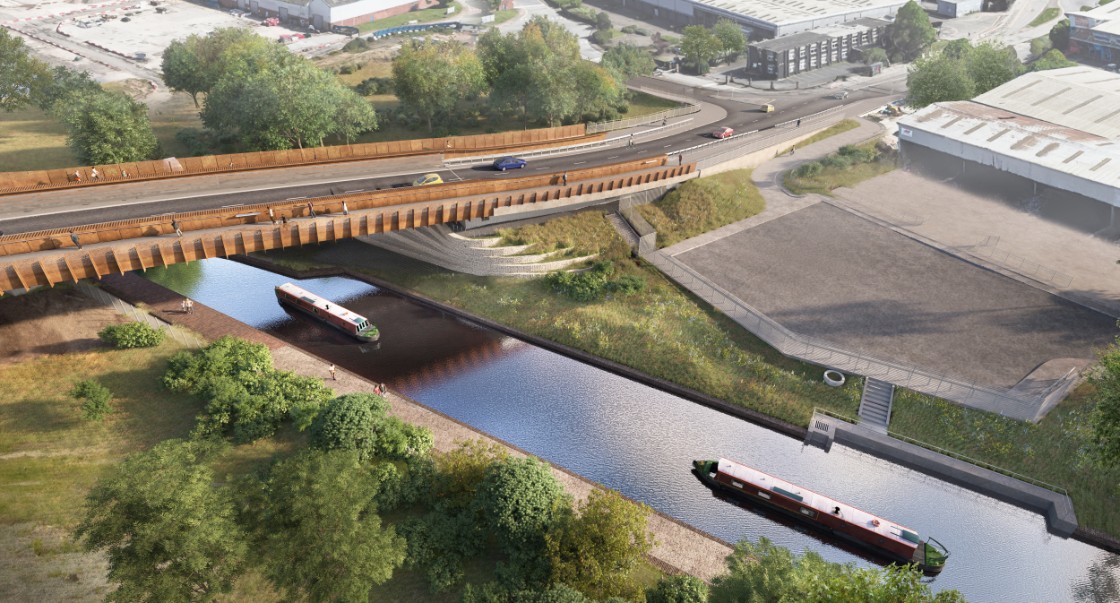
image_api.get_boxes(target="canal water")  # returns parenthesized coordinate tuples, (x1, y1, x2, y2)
(144, 258, 1119, 603)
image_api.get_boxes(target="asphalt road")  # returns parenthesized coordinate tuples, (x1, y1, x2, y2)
(0, 78, 893, 235)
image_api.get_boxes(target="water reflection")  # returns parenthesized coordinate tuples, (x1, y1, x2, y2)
(141, 258, 1119, 603)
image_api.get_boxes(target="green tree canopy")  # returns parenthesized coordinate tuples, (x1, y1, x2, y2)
(863, 47, 890, 66)
(710, 538, 964, 603)
(966, 42, 1022, 94)
(393, 38, 486, 132)
(254, 449, 407, 602)
(477, 456, 568, 552)
(601, 43, 656, 81)
(0, 29, 50, 112)
(906, 54, 976, 107)
(74, 440, 247, 602)
(1029, 48, 1078, 72)
(681, 25, 721, 74)
(1091, 335, 1120, 468)
(712, 19, 747, 62)
(309, 392, 389, 460)
(941, 38, 973, 61)
(161, 27, 279, 106)
(59, 89, 159, 165)
(647, 574, 709, 603)
(545, 489, 654, 600)
(887, 0, 937, 62)
(1049, 18, 1070, 52)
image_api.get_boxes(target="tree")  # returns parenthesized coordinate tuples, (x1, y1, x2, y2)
(477, 457, 568, 552)
(680, 25, 721, 74)
(1030, 49, 1077, 72)
(393, 38, 486, 133)
(595, 11, 612, 32)
(712, 19, 747, 63)
(710, 537, 964, 603)
(1049, 18, 1070, 52)
(906, 55, 975, 108)
(74, 440, 247, 602)
(941, 38, 973, 61)
(161, 28, 279, 106)
(601, 44, 656, 81)
(887, 0, 937, 62)
(254, 450, 407, 602)
(570, 61, 624, 122)
(309, 393, 388, 460)
(33, 66, 102, 112)
(647, 574, 709, 603)
(1091, 336, 1120, 468)
(0, 28, 50, 112)
(59, 90, 159, 164)
(161, 37, 210, 107)
(545, 489, 654, 600)
(966, 42, 1022, 95)
(863, 47, 890, 66)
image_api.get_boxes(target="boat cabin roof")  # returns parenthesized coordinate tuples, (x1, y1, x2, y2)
(717, 458, 921, 548)
(277, 283, 370, 327)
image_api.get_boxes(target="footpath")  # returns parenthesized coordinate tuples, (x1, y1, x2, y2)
(94, 272, 734, 581)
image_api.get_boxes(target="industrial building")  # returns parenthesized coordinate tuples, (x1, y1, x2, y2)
(747, 18, 888, 79)
(220, 0, 434, 29)
(896, 67, 1120, 234)
(936, 0, 983, 18)
(1067, 2, 1120, 67)
(621, 0, 905, 39)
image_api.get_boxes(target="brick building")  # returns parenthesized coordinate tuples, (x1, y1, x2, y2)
(747, 18, 888, 79)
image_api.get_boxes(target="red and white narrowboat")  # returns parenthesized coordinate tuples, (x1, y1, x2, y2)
(693, 458, 948, 574)
(275, 283, 379, 342)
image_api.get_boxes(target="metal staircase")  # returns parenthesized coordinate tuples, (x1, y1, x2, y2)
(858, 378, 895, 432)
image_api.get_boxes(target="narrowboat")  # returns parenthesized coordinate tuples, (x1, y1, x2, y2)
(275, 283, 380, 342)
(692, 458, 948, 575)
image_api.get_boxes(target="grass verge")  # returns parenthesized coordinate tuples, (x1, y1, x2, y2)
(0, 108, 76, 171)
(776, 118, 861, 156)
(638, 169, 765, 248)
(1028, 7, 1061, 27)
(359, 4, 462, 32)
(783, 141, 896, 196)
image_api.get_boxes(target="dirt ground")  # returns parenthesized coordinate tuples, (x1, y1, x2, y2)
(0, 287, 125, 366)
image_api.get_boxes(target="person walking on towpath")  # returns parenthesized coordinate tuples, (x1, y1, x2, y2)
(561, 173, 568, 186)
(342, 201, 349, 216)
(307, 202, 316, 219)
(185, 298, 194, 314)
(171, 219, 182, 237)
(69, 231, 82, 249)
(267, 206, 276, 224)
(90, 167, 99, 180)
(328, 364, 337, 380)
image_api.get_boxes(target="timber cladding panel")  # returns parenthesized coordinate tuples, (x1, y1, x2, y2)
(0, 125, 589, 194)
(0, 159, 693, 293)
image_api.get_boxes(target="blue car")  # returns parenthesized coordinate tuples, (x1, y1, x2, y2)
(492, 156, 527, 171)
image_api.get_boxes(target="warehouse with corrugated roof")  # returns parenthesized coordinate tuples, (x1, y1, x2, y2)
(627, 0, 905, 38)
(896, 67, 1120, 232)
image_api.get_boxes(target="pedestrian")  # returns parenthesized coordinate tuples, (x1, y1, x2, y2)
(181, 298, 188, 313)
(282, 215, 288, 224)
(561, 173, 568, 186)
(171, 218, 182, 237)
(678, 154, 683, 166)
(121, 169, 129, 178)
(307, 201, 316, 218)
(267, 206, 276, 224)
(662, 117, 667, 127)
(796, 118, 802, 128)
(328, 364, 337, 380)
(90, 167, 99, 180)
(628, 134, 634, 148)
(374, 383, 382, 395)
(72, 170, 81, 183)
(380, 383, 388, 396)
(342, 201, 349, 216)
(186, 298, 194, 314)
(69, 231, 82, 249)
(790, 146, 796, 156)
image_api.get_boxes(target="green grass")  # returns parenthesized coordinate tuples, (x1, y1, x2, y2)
(777, 118, 861, 156)
(359, 2, 462, 32)
(621, 90, 684, 119)
(0, 107, 77, 171)
(1029, 7, 1061, 27)
(889, 384, 1120, 537)
(639, 169, 765, 248)
(490, 8, 519, 25)
(783, 141, 896, 196)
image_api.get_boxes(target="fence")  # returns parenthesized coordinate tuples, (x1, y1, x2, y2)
(693, 105, 846, 169)
(586, 85, 703, 134)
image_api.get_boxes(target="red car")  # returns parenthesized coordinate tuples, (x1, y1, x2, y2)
(712, 126, 734, 139)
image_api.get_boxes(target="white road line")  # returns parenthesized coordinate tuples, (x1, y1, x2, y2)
(607, 156, 619, 159)
(573, 161, 586, 165)
(221, 203, 245, 208)
(284, 197, 307, 201)
(343, 189, 364, 194)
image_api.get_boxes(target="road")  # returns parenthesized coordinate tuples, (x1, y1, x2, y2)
(0, 78, 896, 236)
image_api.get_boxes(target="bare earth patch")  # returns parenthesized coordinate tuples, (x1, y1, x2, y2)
(0, 288, 125, 366)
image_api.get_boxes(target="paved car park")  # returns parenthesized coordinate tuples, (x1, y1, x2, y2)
(672, 200, 1118, 390)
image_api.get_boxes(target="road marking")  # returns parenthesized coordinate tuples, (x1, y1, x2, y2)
(573, 161, 586, 165)
(607, 155, 619, 159)
(284, 197, 307, 201)
(663, 144, 672, 148)
(221, 203, 245, 208)
(343, 189, 364, 194)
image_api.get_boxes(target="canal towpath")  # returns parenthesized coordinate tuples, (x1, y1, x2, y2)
(93, 272, 735, 581)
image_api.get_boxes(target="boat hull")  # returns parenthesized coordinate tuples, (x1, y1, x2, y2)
(277, 295, 379, 342)
(692, 460, 945, 575)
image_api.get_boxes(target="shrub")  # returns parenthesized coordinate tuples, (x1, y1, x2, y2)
(647, 575, 709, 603)
(620, 25, 638, 34)
(310, 393, 387, 461)
(590, 29, 614, 46)
(98, 321, 165, 349)
(71, 379, 112, 421)
(546, 261, 614, 302)
(355, 76, 394, 95)
(343, 37, 370, 53)
(338, 64, 355, 75)
(794, 162, 823, 178)
(595, 11, 612, 31)
(564, 6, 598, 24)
(608, 274, 645, 295)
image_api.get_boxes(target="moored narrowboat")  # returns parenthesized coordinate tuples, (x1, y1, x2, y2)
(275, 283, 379, 342)
(692, 458, 948, 574)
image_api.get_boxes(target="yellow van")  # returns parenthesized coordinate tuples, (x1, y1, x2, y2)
(760, 104, 775, 113)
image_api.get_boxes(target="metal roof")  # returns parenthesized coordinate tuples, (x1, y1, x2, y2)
(688, 0, 904, 27)
(899, 101, 1120, 193)
(753, 31, 829, 51)
(972, 67, 1120, 140)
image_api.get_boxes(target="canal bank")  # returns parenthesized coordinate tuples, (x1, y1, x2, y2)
(231, 253, 1120, 557)
(93, 271, 736, 582)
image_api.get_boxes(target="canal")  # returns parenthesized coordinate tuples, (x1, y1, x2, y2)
(144, 258, 1119, 603)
